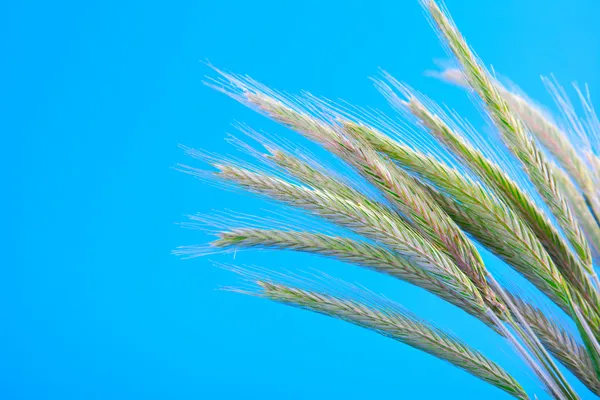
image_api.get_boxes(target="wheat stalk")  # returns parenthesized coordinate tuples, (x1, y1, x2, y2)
(509, 294, 600, 396)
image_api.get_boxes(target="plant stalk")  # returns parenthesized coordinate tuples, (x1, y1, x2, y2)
(488, 276, 580, 400)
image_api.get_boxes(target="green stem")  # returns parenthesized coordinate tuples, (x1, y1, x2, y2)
(489, 276, 580, 400)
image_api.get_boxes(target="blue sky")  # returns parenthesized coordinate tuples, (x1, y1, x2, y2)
(3, 0, 600, 398)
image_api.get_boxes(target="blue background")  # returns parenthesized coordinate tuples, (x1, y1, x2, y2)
(3, 0, 600, 398)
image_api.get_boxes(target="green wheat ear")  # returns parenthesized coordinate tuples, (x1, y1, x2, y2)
(253, 280, 528, 400)
(423, 0, 592, 268)
(212, 228, 491, 324)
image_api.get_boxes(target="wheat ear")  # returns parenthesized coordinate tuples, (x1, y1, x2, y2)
(213, 227, 590, 397)
(213, 226, 596, 390)
(422, 0, 592, 274)
(511, 79, 600, 225)
(438, 68, 597, 208)
(503, 89, 587, 186)
(246, 280, 529, 399)
(585, 151, 600, 186)
(212, 228, 491, 324)
(205, 66, 585, 396)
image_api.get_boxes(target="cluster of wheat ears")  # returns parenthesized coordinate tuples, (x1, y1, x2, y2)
(177, 1, 600, 398)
